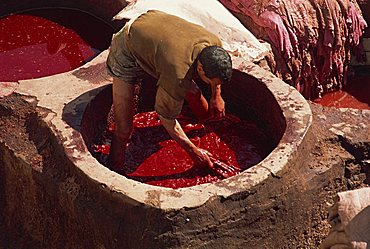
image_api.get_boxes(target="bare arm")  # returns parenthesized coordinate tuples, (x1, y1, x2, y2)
(209, 84, 225, 118)
(159, 115, 213, 167)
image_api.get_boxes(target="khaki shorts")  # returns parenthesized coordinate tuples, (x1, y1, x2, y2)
(106, 24, 183, 120)
(106, 26, 146, 84)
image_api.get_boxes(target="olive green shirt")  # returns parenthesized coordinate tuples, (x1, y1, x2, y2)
(125, 10, 222, 119)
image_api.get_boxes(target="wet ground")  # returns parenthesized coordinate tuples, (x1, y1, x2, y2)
(299, 102, 370, 246)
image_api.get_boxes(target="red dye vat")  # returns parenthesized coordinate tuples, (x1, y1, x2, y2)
(94, 111, 273, 189)
(0, 8, 114, 81)
(314, 74, 370, 110)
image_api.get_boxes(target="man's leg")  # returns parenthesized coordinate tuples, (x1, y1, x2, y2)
(185, 81, 209, 120)
(108, 77, 137, 170)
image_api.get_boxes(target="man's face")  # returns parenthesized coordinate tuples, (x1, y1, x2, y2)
(197, 62, 222, 86)
(200, 74, 222, 86)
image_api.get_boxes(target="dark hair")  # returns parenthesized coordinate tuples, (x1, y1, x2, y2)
(198, 46, 232, 84)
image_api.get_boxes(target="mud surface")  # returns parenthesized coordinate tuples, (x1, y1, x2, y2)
(0, 93, 369, 248)
(297, 103, 370, 247)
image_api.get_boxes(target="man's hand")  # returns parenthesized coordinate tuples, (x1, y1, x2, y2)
(159, 115, 216, 168)
(209, 96, 225, 118)
(189, 147, 214, 168)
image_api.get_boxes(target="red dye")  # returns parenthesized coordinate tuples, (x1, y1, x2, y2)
(0, 8, 114, 81)
(94, 111, 273, 189)
(314, 75, 370, 110)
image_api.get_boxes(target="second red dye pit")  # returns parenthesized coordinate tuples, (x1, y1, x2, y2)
(314, 73, 370, 110)
(0, 8, 114, 81)
(94, 111, 273, 189)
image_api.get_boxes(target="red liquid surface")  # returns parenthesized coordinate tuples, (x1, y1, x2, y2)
(0, 8, 114, 81)
(94, 111, 273, 189)
(314, 75, 370, 109)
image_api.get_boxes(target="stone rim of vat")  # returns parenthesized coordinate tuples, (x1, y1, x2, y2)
(12, 50, 312, 210)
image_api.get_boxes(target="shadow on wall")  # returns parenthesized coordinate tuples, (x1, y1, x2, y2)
(72, 62, 113, 85)
(62, 85, 110, 133)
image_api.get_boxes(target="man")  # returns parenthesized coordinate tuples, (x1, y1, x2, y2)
(106, 10, 232, 171)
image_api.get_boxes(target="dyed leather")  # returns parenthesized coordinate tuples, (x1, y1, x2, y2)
(220, 0, 367, 99)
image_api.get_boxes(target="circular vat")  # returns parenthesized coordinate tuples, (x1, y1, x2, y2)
(79, 61, 312, 210)
(81, 70, 285, 189)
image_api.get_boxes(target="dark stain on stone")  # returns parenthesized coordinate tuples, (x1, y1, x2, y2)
(72, 62, 111, 85)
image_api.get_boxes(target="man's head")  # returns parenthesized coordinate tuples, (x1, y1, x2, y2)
(197, 46, 232, 85)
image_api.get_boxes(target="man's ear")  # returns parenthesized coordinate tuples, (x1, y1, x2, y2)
(197, 61, 204, 75)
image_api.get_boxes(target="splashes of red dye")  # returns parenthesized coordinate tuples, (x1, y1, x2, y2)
(94, 111, 273, 189)
(0, 8, 114, 81)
